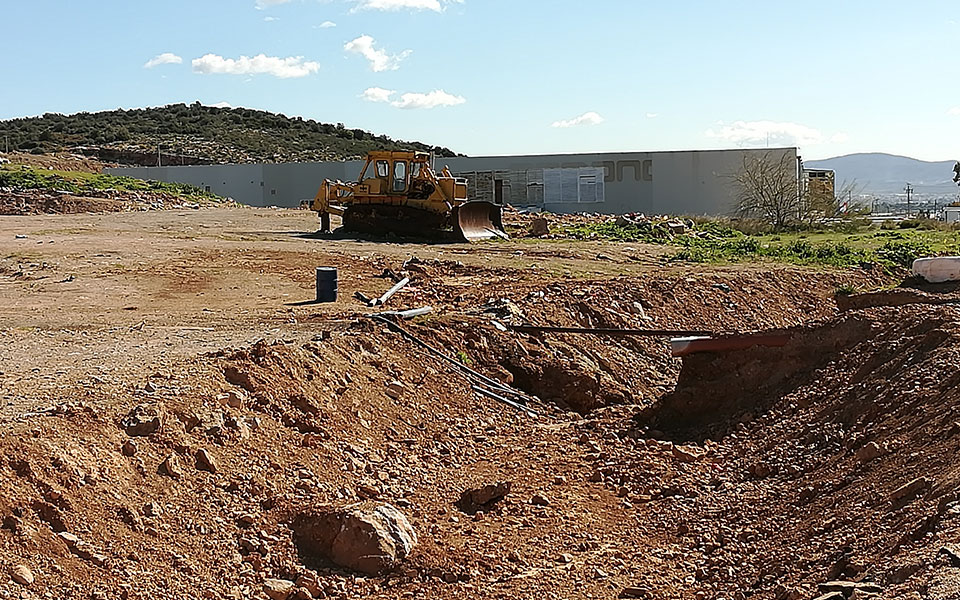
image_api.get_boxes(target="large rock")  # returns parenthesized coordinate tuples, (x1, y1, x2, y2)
(291, 502, 417, 575)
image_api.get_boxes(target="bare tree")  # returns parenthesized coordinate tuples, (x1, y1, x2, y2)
(730, 151, 799, 230)
(802, 178, 864, 221)
(953, 161, 959, 186)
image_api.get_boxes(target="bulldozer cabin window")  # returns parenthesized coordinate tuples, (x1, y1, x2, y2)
(393, 161, 407, 192)
(376, 160, 389, 178)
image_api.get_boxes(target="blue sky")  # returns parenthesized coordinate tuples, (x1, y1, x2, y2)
(1, 0, 958, 161)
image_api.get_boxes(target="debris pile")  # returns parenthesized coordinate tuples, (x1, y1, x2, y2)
(502, 207, 720, 242)
(0, 187, 208, 215)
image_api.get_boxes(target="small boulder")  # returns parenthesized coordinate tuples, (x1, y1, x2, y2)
(890, 477, 930, 504)
(121, 440, 137, 457)
(120, 404, 162, 437)
(291, 502, 417, 575)
(529, 217, 550, 237)
(530, 494, 550, 507)
(457, 482, 511, 514)
(11, 565, 34, 586)
(672, 445, 702, 463)
(940, 545, 960, 567)
(856, 442, 883, 463)
(263, 579, 295, 600)
(195, 448, 218, 473)
(385, 380, 405, 400)
(223, 390, 245, 409)
(818, 581, 882, 596)
(159, 454, 183, 480)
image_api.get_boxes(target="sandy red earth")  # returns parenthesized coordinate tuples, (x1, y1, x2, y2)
(1, 205, 958, 600)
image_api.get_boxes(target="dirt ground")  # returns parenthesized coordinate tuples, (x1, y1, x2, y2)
(1, 206, 957, 600)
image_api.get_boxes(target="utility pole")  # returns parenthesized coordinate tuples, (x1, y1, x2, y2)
(157, 142, 161, 167)
(904, 183, 913, 217)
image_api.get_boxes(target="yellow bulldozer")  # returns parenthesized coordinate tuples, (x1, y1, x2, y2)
(311, 150, 506, 242)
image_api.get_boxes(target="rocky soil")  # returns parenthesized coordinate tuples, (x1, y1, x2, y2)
(1, 207, 956, 599)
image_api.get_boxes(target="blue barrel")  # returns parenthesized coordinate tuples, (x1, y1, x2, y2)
(316, 267, 337, 303)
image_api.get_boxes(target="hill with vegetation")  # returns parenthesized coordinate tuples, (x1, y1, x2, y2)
(0, 103, 459, 165)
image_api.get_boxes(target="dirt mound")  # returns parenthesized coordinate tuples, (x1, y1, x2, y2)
(1, 152, 114, 173)
(0, 189, 139, 215)
(411, 269, 883, 414)
(587, 304, 960, 598)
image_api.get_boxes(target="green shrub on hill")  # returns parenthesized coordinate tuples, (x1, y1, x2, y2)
(0, 103, 459, 164)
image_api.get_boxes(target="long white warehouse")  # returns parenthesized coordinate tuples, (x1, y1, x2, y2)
(108, 147, 800, 216)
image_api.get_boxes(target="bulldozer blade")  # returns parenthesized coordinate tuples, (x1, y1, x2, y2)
(453, 201, 508, 242)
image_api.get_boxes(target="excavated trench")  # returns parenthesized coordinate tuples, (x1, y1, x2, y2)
(636, 315, 876, 441)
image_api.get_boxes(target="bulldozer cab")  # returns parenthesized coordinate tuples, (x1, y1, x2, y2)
(360, 151, 429, 196)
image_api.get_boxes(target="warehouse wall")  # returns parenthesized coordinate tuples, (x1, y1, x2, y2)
(107, 147, 798, 216)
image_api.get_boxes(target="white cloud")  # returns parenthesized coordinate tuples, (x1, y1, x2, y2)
(392, 90, 465, 109)
(144, 53, 183, 69)
(255, 0, 291, 8)
(705, 120, 824, 146)
(316, 20, 337, 28)
(362, 87, 465, 109)
(192, 54, 320, 78)
(344, 35, 411, 72)
(361, 87, 397, 103)
(948, 107, 960, 116)
(264, 16, 280, 21)
(646, 112, 659, 119)
(351, 0, 460, 11)
(551, 111, 605, 128)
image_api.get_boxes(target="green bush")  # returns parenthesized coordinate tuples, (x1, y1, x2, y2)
(877, 239, 934, 268)
(0, 166, 221, 202)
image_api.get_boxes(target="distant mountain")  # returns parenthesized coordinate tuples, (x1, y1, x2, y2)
(0, 103, 459, 166)
(805, 153, 959, 196)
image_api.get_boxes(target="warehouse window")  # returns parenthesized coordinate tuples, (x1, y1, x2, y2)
(544, 167, 605, 204)
(578, 175, 598, 203)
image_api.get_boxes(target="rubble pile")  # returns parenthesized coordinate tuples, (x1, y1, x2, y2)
(0, 187, 211, 215)
(502, 207, 719, 242)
